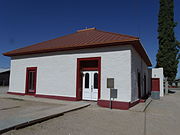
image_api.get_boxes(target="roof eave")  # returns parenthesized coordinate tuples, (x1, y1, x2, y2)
(3, 40, 137, 56)
(3, 40, 152, 66)
(133, 40, 152, 66)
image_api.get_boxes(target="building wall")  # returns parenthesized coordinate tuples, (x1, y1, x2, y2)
(9, 45, 132, 102)
(151, 68, 164, 97)
(131, 47, 150, 101)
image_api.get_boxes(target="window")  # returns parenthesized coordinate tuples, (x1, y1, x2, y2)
(94, 73, 98, 89)
(85, 73, 89, 88)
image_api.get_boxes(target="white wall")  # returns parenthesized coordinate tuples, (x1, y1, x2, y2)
(151, 68, 164, 97)
(9, 45, 132, 102)
(131, 47, 150, 101)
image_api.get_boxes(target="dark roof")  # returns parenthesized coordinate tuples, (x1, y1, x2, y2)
(3, 28, 152, 66)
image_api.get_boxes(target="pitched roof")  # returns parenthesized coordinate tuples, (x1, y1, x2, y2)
(3, 28, 152, 66)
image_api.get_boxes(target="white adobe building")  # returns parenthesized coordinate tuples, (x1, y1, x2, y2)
(3, 28, 152, 110)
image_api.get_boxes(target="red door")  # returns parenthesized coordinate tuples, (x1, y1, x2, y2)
(26, 67, 37, 94)
(151, 78, 160, 91)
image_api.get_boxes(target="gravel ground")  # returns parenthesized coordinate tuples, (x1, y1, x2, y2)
(145, 91, 180, 135)
(0, 97, 62, 121)
(3, 91, 180, 135)
(3, 104, 144, 135)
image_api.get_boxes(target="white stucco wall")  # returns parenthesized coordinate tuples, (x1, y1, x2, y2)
(131, 47, 150, 101)
(9, 45, 132, 102)
(151, 68, 164, 97)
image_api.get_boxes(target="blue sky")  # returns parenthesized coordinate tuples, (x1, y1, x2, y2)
(0, 0, 179, 78)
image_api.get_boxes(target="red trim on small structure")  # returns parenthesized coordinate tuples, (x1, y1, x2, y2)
(76, 57, 101, 101)
(7, 92, 25, 96)
(35, 94, 77, 101)
(168, 86, 177, 88)
(151, 78, 160, 91)
(98, 99, 140, 110)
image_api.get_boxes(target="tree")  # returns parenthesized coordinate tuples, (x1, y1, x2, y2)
(156, 0, 179, 83)
(177, 41, 180, 59)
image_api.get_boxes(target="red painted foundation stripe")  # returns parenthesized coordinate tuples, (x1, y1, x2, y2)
(98, 99, 140, 110)
(35, 94, 77, 101)
(97, 100, 130, 110)
(7, 92, 77, 101)
(129, 100, 140, 107)
(7, 92, 25, 96)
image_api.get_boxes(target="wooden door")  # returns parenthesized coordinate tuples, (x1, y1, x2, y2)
(151, 78, 160, 91)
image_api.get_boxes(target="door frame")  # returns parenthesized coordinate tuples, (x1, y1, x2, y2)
(76, 57, 101, 101)
(25, 67, 37, 95)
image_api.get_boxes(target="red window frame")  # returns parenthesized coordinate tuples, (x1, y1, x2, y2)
(25, 67, 37, 95)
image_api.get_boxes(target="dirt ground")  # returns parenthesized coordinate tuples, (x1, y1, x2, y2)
(145, 90, 180, 135)
(3, 91, 180, 135)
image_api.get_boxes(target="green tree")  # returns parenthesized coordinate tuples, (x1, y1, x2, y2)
(156, 0, 179, 83)
(177, 41, 180, 59)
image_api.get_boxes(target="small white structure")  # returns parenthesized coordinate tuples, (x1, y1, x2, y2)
(151, 68, 164, 97)
(3, 28, 152, 110)
(0, 68, 10, 86)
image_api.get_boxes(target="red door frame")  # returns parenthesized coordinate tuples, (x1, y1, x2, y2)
(25, 67, 37, 95)
(151, 78, 160, 91)
(76, 57, 101, 101)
